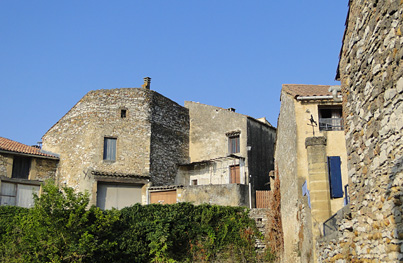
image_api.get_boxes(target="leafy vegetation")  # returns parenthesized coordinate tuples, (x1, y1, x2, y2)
(0, 182, 264, 262)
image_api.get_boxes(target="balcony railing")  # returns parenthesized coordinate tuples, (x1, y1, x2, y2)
(319, 118, 344, 131)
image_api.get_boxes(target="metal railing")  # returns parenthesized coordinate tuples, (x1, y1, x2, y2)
(319, 118, 344, 131)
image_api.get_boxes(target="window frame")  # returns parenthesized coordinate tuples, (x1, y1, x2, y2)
(103, 137, 117, 162)
(228, 135, 240, 154)
(318, 106, 343, 131)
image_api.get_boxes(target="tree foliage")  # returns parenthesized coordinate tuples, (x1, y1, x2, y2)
(0, 182, 261, 262)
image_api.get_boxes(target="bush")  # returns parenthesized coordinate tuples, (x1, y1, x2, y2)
(0, 183, 261, 262)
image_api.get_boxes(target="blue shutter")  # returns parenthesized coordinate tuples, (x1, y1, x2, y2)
(328, 156, 343, 198)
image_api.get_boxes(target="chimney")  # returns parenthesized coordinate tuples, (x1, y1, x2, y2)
(142, 77, 151, 89)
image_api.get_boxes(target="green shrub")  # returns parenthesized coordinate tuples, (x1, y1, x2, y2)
(0, 183, 261, 262)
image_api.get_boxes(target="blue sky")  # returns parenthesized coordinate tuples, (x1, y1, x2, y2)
(0, 1, 348, 146)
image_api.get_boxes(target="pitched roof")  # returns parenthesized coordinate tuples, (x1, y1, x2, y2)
(0, 137, 59, 158)
(282, 84, 333, 98)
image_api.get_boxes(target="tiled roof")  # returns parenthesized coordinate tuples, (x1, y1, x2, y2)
(0, 137, 58, 158)
(282, 84, 333, 98)
(91, 171, 150, 179)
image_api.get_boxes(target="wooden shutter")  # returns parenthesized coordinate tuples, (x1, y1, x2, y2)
(230, 165, 240, 184)
(328, 156, 343, 198)
(12, 156, 31, 179)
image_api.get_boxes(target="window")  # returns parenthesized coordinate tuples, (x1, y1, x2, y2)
(228, 135, 240, 154)
(191, 179, 198, 185)
(318, 106, 343, 131)
(328, 156, 343, 198)
(103, 137, 117, 161)
(12, 156, 31, 179)
(121, 109, 127, 118)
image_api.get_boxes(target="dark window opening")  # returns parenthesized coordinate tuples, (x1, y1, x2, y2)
(318, 106, 343, 131)
(191, 179, 198, 185)
(103, 137, 117, 161)
(12, 156, 31, 179)
(228, 135, 240, 154)
(121, 109, 127, 118)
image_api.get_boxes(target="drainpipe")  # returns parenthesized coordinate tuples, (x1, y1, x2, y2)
(249, 181, 252, 209)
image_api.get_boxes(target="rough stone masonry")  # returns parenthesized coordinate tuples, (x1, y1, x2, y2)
(317, 1, 403, 262)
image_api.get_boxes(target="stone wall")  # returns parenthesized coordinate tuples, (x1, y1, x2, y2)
(317, 1, 403, 261)
(30, 158, 59, 181)
(0, 152, 57, 181)
(0, 154, 10, 177)
(150, 92, 189, 185)
(42, 87, 189, 205)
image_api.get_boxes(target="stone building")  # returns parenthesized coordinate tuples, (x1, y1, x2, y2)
(149, 101, 277, 208)
(42, 78, 189, 209)
(316, 1, 403, 262)
(0, 137, 59, 207)
(275, 84, 349, 262)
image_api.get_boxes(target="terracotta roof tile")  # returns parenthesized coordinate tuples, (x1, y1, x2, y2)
(282, 84, 333, 98)
(0, 137, 59, 158)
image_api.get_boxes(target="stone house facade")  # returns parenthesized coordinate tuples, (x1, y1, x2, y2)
(0, 137, 59, 208)
(172, 101, 276, 208)
(42, 78, 276, 209)
(275, 84, 349, 262)
(42, 79, 189, 209)
(317, 1, 403, 262)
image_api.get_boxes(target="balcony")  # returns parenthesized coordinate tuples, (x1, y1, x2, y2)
(319, 118, 344, 131)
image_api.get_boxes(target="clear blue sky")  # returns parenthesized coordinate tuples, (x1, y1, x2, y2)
(0, 1, 348, 146)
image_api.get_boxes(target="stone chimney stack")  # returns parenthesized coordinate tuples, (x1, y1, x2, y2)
(142, 77, 151, 89)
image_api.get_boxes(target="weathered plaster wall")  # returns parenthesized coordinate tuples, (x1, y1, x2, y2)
(177, 184, 250, 207)
(185, 101, 248, 164)
(317, 1, 403, 261)
(176, 158, 244, 186)
(275, 92, 301, 262)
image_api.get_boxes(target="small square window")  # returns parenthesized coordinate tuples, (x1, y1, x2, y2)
(191, 179, 198, 185)
(121, 109, 127, 118)
(103, 137, 117, 161)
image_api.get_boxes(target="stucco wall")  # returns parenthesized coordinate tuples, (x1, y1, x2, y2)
(176, 157, 245, 186)
(178, 184, 250, 207)
(185, 101, 248, 164)
(275, 91, 300, 262)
